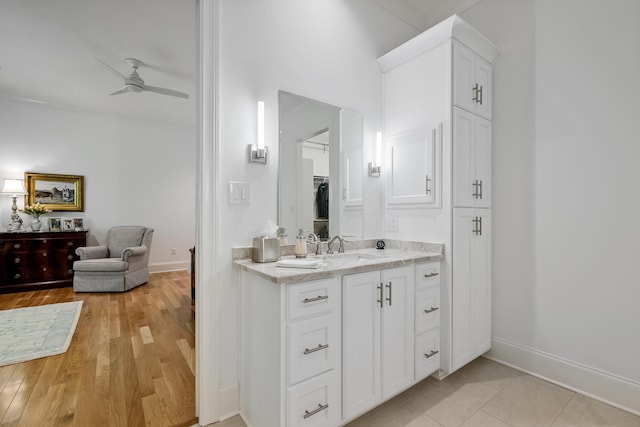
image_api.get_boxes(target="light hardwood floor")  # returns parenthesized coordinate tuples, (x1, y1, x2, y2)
(0, 271, 196, 427)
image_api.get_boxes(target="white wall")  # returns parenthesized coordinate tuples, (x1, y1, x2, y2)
(0, 98, 196, 270)
(461, 0, 640, 413)
(217, 0, 415, 416)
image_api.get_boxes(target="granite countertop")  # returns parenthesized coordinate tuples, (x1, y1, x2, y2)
(233, 239, 444, 285)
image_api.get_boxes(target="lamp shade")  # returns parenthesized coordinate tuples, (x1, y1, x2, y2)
(0, 178, 27, 196)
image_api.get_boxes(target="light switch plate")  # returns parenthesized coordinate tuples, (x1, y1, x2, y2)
(229, 181, 250, 205)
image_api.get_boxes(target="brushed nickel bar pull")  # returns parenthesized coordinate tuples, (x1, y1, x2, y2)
(472, 180, 479, 198)
(304, 344, 329, 355)
(385, 282, 392, 306)
(478, 85, 483, 105)
(478, 180, 483, 199)
(424, 272, 439, 278)
(424, 307, 439, 314)
(377, 283, 383, 308)
(304, 403, 329, 419)
(472, 217, 481, 235)
(424, 350, 439, 359)
(303, 295, 328, 304)
(426, 175, 431, 194)
(479, 216, 483, 236)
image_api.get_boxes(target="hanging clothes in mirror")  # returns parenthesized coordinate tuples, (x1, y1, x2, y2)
(316, 181, 329, 219)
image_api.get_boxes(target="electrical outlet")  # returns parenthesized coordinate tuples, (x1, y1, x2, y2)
(385, 215, 399, 232)
(171, 248, 177, 255)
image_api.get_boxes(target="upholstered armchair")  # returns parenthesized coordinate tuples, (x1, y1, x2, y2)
(73, 226, 154, 292)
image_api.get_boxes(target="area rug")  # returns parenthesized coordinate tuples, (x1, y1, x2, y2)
(0, 301, 83, 367)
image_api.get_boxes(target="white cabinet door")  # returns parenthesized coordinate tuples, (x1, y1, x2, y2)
(453, 42, 492, 120)
(452, 208, 492, 371)
(381, 266, 414, 399)
(343, 270, 382, 420)
(343, 266, 414, 419)
(386, 126, 440, 207)
(453, 107, 491, 208)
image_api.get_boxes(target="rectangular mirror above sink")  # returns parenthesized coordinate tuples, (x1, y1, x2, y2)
(278, 91, 364, 241)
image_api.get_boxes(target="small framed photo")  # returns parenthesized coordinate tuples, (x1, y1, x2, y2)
(73, 217, 84, 230)
(63, 218, 74, 231)
(49, 217, 62, 232)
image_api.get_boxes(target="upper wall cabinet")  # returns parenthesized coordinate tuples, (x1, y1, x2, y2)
(386, 125, 441, 208)
(453, 42, 492, 120)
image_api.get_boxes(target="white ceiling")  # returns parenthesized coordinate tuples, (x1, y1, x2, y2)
(0, 0, 197, 126)
(0, 0, 481, 128)
(373, 0, 485, 31)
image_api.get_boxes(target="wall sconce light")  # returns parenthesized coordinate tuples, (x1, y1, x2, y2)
(248, 100, 268, 164)
(368, 131, 382, 177)
(0, 178, 28, 231)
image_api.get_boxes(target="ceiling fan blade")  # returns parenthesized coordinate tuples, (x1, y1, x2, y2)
(108, 87, 130, 96)
(143, 84, 189, 99)
(95, 57, 126, 81)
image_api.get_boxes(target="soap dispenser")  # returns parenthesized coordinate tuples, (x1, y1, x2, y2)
(295, 228, 308, 258)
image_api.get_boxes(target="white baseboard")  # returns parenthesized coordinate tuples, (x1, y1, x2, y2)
(148, 260, 189, 273)
(219, 382, 239, 421)
(486, 337, 640, 416)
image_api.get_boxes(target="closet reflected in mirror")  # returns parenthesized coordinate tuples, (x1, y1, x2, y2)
(278, 91, 363, 242)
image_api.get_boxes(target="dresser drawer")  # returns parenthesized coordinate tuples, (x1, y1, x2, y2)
(287, 278, 339, 321)
(415, 286, 440, 335)
(415, 261, 440, 290)
(415, 329, 440, 381)
(288, 313, 339, 386)
(287, 370, 339, 427)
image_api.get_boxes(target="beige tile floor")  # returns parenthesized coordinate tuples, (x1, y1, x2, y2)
(213, 357, 640, 427)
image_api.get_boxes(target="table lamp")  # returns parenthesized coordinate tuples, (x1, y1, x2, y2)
(1, 178, 28, 231)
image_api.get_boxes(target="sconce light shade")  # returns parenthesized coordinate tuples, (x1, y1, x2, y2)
(0, 178, 27, 196)
(248, 100, 268, 164)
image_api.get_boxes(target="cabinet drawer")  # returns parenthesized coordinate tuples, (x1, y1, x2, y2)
(415, 286, 440, 335)
(287, 370, 339, 427)
(287, 278, 339, 321)
(415, 329, 440, 381)
(288, 313, 339, 386)
(415, 262, 440, 290)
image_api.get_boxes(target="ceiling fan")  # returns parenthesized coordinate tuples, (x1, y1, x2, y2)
(95, 57, 189, 99)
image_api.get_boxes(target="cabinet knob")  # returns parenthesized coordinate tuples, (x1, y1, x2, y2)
(14, 257, 21, 264)
(68, 255, 74, 260)
(68, 269, 73, 274)
(14, 273, 20, 279)
(42, 252, 47, 257)
(43, 239, 47, 244)
(67, 241, 74, 246)
(13, 243, 20, 249)
(42, 267, 47, 272)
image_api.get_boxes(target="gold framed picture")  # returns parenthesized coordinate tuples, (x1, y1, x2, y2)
(24, 172, 84, 212)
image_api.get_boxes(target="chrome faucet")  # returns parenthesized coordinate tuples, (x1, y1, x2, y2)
(307, 233, 322, 255)
(327, 235, 345, 254)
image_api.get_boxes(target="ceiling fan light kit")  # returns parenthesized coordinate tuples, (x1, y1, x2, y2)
(95, 57, 189, 99)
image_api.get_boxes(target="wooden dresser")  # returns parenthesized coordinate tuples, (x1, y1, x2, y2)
(0, 230, 88, 293)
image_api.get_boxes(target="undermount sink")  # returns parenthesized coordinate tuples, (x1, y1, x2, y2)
(310, 251, 388, 265)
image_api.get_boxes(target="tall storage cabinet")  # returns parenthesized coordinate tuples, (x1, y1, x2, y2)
(378, 14, 499, 376)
